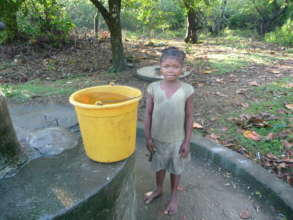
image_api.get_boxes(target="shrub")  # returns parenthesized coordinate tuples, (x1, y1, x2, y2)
(265, 19, 293, 47)
(18, 0, 74, 45)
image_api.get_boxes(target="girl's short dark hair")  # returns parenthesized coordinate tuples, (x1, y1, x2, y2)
(160, 47, 186, 64)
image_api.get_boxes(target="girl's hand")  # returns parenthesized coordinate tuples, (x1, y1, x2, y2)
(179, 142, 190, 158)
(146, 138, 156, 153)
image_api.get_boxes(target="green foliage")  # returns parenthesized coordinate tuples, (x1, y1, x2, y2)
(125, 0, 185, 34)
(221, 77, 293, 157)
(265, 19, 293, 46)
(63, 0, 98, 29)
(15, 0, 74, 45)
(0, 79, 76, 102)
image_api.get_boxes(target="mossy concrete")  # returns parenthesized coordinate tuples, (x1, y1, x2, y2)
(1, 103, 136, 220)
(0, 142, 136, 220)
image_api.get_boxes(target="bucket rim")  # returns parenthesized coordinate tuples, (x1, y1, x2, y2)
(69, 85, 142, 109)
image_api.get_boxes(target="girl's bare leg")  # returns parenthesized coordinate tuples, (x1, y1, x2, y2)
(164, 174, 180, 215)
(144, 169, 165, 204)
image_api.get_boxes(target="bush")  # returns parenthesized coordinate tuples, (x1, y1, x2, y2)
(265, 19, 293, 47)
(18, 0, 74, 45)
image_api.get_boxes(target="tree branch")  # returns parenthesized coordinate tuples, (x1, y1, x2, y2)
(90, 0, 111, 24)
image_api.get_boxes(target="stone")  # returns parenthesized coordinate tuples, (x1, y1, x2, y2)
(28, 127, 78, 156)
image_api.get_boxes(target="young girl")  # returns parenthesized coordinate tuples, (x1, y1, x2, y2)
(144, 47, 194, 215)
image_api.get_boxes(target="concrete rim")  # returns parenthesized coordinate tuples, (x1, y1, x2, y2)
(136, 122, 293, 219)
(136, 65, 191, 82)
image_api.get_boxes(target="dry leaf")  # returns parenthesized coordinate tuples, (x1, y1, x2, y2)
(236, 89, 247, 94)
(208, 133, 220, 142)
(282, 158, 293, 163)
(277, 163, 287, 169)
(266, 152, 278, 160)
(248, 81, 259, 86)
(285, 104, 293, 110)
(239, 209, 252, 219)
(215, 78, 224, 83)
(193, 122, 203, 129)
(281, 140, 292, 150)
(241, 103, 249, 108)
(203, 69, 215, 74)
(271, 69, 280, 74)
(265, 132, 275, 141)
(215, 91, 228, 97)
(243, 130, 261, 141)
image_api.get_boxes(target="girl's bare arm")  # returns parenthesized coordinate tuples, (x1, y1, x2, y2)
(180, 94, 193, 157)
(184, 94, 194, 144)
(144, 92, 155, 152)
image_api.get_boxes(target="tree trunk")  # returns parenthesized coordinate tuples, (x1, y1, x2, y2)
(108, 20, 125, 71)
(90, 0, 126, 72)
(185, 8, 200, 44)
(0, 94, 22, 167)
(94, 11, 100, 36)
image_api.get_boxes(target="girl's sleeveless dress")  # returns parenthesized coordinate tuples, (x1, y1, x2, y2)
(147, 81, 194, 175)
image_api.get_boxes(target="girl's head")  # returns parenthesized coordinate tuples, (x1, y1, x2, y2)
(160, 47, 186, 81)
(160, 47, 186, 65)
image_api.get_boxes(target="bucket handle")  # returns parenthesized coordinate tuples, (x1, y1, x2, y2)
(95, 95, 141, 105)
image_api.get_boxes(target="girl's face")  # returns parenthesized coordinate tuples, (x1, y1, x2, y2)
(160, 57, 183, 81)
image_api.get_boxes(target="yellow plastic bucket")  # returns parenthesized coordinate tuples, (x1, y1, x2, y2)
(69, 85, 142, 163)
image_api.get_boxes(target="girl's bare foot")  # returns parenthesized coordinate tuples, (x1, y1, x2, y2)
(144, 188, 162, 204)
(164, 195, 178, 215)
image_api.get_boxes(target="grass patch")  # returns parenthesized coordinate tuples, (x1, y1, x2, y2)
(245, 53, 286, 64)
(0, 77, 95, 102)
(208, 58, 249, 75)
(219, 77, 293, 157)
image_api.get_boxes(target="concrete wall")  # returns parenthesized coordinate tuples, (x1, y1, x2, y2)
(0, 145, 136, 220)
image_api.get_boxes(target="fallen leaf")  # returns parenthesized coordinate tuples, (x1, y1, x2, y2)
(215, 78, 224, 83)
(193, 122, 203, 129)
(271, 69, 280, 74)
(285, 104, 293, 110)
(240, 209, 252, 219)
(265, 132, 275, 141)
(203, 69, 215, 74)
(277, 163, 287, 169)
(281, 140, 292, 150)
(236, 89, 247, 94)
(248, 81, 259, 86)
(266, 152, 278, 160)
(282, 158, 293, 163)
(208, 133, 220, 142)
(243, 130, 261, 141)
(263, 161, 272, 167)
(241, 103, 249, 108)
(215, 91, 228, 97)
